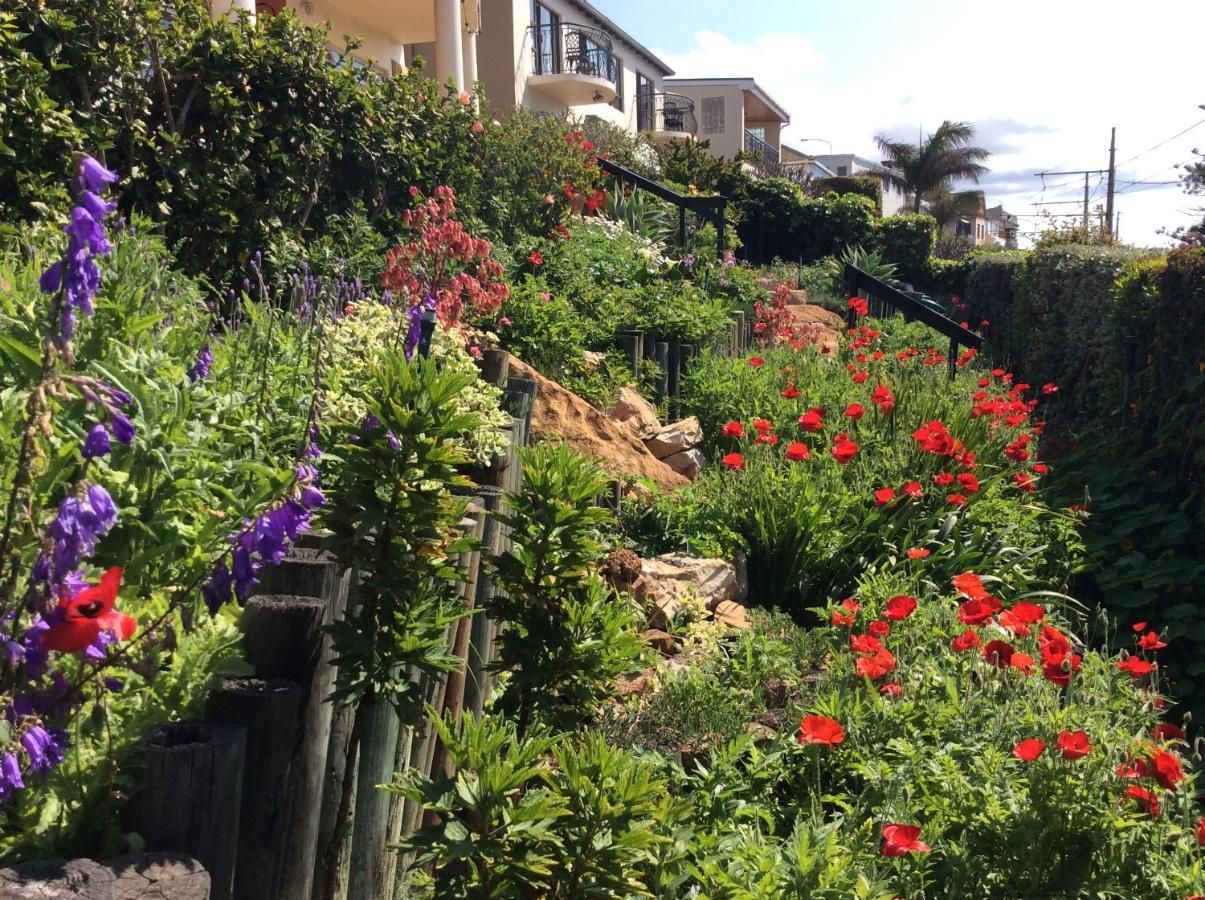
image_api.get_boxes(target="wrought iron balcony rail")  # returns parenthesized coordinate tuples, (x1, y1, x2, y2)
(637, 92, 697, 135)
(743, 129, 780, 165)
(529, 22, 617, 84)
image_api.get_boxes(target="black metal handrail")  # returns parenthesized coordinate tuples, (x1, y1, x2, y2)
(528, 22, 617, 84)
(743, 129, 779, 165)
(597, 157, 727, 257)
(637, 92, 697, 135)
(843, 262, 982, 379)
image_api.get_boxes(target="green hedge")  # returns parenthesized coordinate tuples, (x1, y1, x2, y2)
(958, 252, 1027, 358)
(812, 176, 882, 214)
(876, 213, 936, 284)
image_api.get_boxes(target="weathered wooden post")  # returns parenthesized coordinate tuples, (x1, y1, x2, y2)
(137, 721, 246, 900)
(206, 677, 303, 900)
(617, 330, 643, 377)
(652, 341, 670, 404)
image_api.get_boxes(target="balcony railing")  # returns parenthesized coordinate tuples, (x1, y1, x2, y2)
(637, 92, 697, 135)
(743, 129, 779, 165)
(529, 22, 617, 84)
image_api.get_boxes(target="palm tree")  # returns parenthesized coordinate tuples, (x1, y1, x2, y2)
(874, 121, 991, 213)
(925, 185, 985, 237)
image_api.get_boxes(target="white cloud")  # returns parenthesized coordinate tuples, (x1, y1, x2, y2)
(656, 16, 1203, 246)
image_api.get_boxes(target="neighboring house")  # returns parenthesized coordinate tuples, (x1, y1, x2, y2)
(986, 205, 1019, 249)
(477, 0, 679, 137)
(810, 154, 907, 216)
(779, 145, 835, 180)
(212, 0, 691, 140)
(661, 78, 791, 164)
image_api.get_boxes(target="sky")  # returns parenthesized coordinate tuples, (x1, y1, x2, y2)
(593, 0, 1203, 246)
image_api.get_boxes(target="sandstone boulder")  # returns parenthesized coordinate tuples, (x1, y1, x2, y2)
(506, 356, 688, 492)
(713, 600, 751, 630)
(661, 448, 704, 480)
(641, 628, 678, 656)
(608, 386, 661, 438)
(640, 553, 747, 611)
(644, 417, 703, 459)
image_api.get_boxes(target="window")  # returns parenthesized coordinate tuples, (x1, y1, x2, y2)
(532, 1, 560, 75)
(837, 165, 848, 176)
(610, 56, 623, 109)
(701, 96, 724, 135)
(635, 72, 654, 130)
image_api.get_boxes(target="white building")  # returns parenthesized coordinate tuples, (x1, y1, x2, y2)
(660, 77, 791, 163)
(810, 153, 908, 216)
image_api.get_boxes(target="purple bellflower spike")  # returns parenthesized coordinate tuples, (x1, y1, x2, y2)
(82, 423, 111, 459)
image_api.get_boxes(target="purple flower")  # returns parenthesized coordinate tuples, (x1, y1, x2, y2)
(103, 677, 124, 693)
(39, 261, 63, 294)
(187, 345, 213, 382)
(35, 484, 118, 591)
(0, 752, 24, 801)
(82, 423, 111, 459)
(682, 253, 695, 270)
(78, 157, 117, 193)
(80, 190, 116, 221)
(202, 560, 233, 614)
(20, 724, 65, 775)
(109, 410, 135, 445)
(299, 485, 325, 509)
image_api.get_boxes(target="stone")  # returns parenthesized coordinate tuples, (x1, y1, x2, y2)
(641, 628, 678, 656)
(647, 593, 680, 631)
(743, 720, 776, 745)
(615, 670, 657, 697)
(608, 386, 661, 438)
(661, 448, 704, 480)
(641, 553, 747, 611)
(713, 600, 751, 629)
(506, 356, 688, 492)
(0, 854, 209, 900)
(644, 417, 703, 459)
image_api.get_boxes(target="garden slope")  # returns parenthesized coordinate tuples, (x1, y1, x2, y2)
(506, 355, 688, 492)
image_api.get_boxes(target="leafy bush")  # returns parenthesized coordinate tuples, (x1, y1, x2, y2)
(793, 192, 879, 265)
(952, 250, 1026, 358)
(735, 177, 808, 264)
(814, 176, 884, 213)
(876, 213, 937, 284)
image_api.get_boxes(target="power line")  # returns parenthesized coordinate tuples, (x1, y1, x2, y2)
(1115, 118, 1205, 167)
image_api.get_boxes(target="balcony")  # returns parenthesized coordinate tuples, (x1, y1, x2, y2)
(527, 22, 617, 106)
(637, 92, 697, 142)
(743, 129, 780, 165)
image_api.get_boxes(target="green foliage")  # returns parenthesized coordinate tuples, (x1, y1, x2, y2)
(735, 177, 807, 264)
(876, 214, 937, 284)
(488, 444, 644, 732)
(952, 250, 1025, 358)
(606, 184, 678, 245)
(814, 176, 884, 214)
(793, 193, 879, 265)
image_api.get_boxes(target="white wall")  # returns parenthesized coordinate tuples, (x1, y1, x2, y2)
(667, 83, 745, 158)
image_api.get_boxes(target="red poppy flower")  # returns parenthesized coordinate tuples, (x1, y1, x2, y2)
(1010, 651, 1035, 675)
(957, 596, 1001, 626)
(1041, 382, 1059, 395)
(881, 823, 930, 857)
(856, 647, 896, 680)
(952, 572, 989, 600)
(1150, 748, 1184, 789)
(852, 370, 869, 384)
(1137, 631, 1167, 652)
(798, 409, 824, 432)
(1118, 656, 1155, 679)
(952, 629, 980, 652)
(797, 714, 845, 747)
(1153, 723, 1186, 743)
(747, 356, 764, 367)
(1056, 730, 1092, 760)
(902, 481, 923, 498)
(934, 472, 955, 486)
(1123, 784, 1160, 817)
(722, 421, 745, 438)
(947, 493, 967, 507)
(850, 633, 884, 654)
(781, 383, 801, 399)
(848, 296, 869, 317)
(527, 250, 544, 266)
(755, 432, 779, 446)
(1013, 472, 1036, 493)
(955, 473, 979, 493)
(831, 609, 855, 627)
(43, 568, 136, 653)
(845, 403, 865, 419)
(1132, 621, 1148, 633)
(879, 681, 903, 697)
(831, 434, 859, 465)
(1041, 651, 1081, 687)
(1196, 816, 1205, 846)
(785, 441, 810, 462)
(982, 639, 1015, 667)
(884, 595, 917, 621)
(868, 619, 891, 636)
(999, 602, 1045, 635)
(722, 452, 745, 470)
(752, 418, 773, 433)
(1117, 757, 1148, 779)
(906, 547, 930, 560)
(874, 487, 896, 506)
(1013, 737, 1045, 761)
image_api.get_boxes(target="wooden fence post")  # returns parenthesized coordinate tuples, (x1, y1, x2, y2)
(137, 722, 246, 900)
(206, 677, 303, 900)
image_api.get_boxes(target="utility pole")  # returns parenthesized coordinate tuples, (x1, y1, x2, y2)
(1082, 173, 1090, 229)
(1105, 127, 1117, 238)
(1033, 166, 1107, 229)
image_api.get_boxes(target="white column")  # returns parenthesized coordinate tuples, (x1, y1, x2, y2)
(434, 0, 465, 92)
(462, 28, 478, 90)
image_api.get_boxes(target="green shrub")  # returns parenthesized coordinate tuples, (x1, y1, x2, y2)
(814, 176, 883, 214)
(876, 213, 937, 284)
(735, 177, 808, 264)
(793, 192, 879, 264)
(955, 251, 1026, 359)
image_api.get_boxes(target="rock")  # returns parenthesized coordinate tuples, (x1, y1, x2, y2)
(713, 600, 751, 629)
(648, 593, 680, 631)
(641, 628, 678, 656)
(733, 550, 749, 600)
(743, 720, 776, 745)
(644, 417, 703, 459)
(786, 303, 843, 354)
(506, 356, 688, 492)
(615, 670, 657, 697)
(608, 387, 661, 438)
(641, 553, 746, 611)
(0, 854, 209, 900)
(763, 677, 788, 709)
(661, 448, 704, 480)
